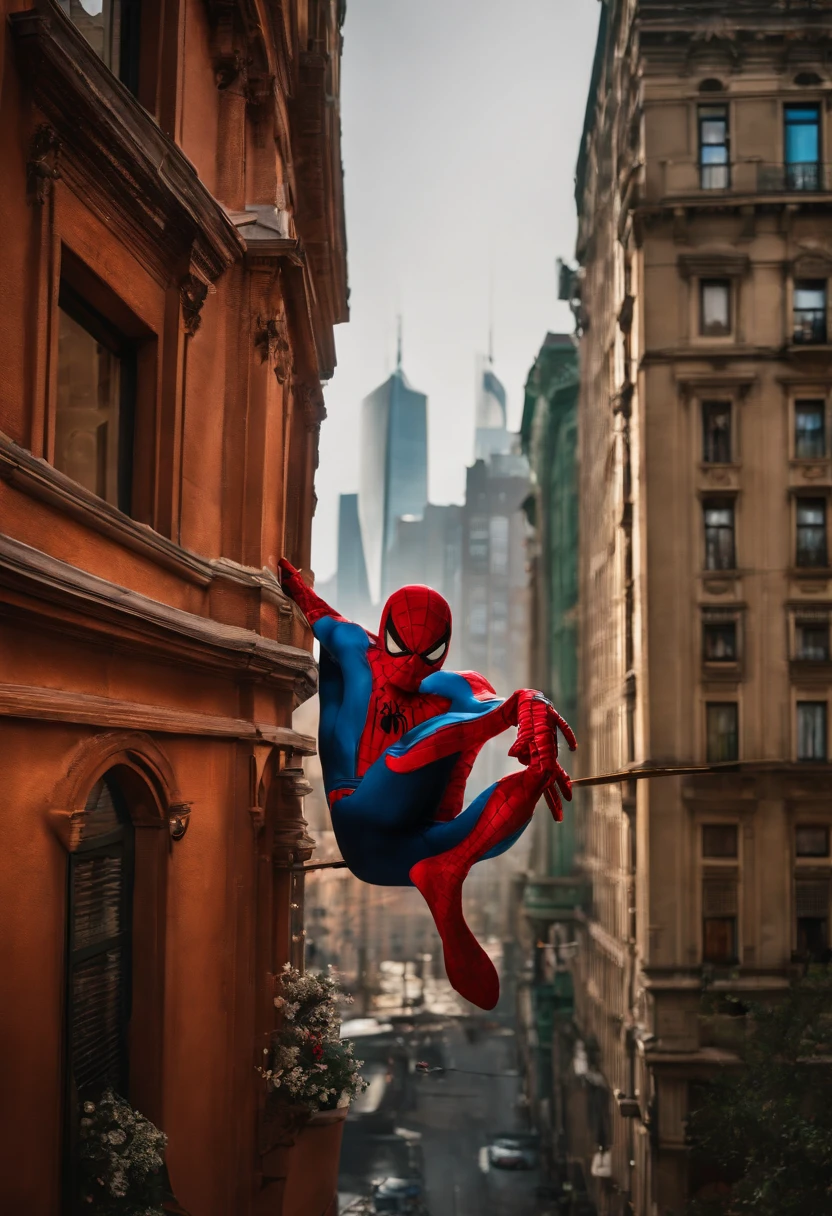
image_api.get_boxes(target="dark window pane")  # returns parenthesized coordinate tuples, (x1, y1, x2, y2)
(796, 622, 830, 661)
(797, 702, 827, 761)
(796, 918, 829, 962)
(703, 917, 738, 964)
(793, 280, 827, 344)
(56, 307, 122, 506)
(702, 401, 732, 463)
(703, 825, 738, 858)
(56, 288, 136, 515)
(795, 880, 829, 961)
(796, 499, 827, 567)
(796, 825, 830, 857)
(66, 774, 133, 1126)
(795, 401, 826, 458)
(707, 703, 739, 762)
(701, 280, 731, 336)
(703, 620, 737, 662)
(55, 0, 141, 94)
(704, 502, 736, 570)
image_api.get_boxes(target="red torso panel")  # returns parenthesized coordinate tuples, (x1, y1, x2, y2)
(356, 645, 450, 777)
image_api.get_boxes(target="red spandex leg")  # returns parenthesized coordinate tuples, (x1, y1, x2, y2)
(409, 764, 550, 1011)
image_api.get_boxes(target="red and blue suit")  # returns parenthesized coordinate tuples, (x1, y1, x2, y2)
(279, 560, 576, 1011)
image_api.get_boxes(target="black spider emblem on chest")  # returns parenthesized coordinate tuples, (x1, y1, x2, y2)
(379, 700, 409, 735)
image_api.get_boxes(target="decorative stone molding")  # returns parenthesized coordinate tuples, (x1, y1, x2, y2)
(10, 0, 245, 282)
(214, 48, 246, 90)
(0, 532, 318, 699)
(293, 379, 327, 432)
(272, 759, 315, 866)
(46, 731, 177, 851)
(180, 274, 210, 336)
(254, 311, 292, 383)
(26, 122, 61, 204)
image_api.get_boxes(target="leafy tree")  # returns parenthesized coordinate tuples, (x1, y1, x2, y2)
(686, 970, 832, 1216)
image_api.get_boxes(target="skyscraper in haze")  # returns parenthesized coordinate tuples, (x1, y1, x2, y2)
(474, 353, 512, 461)
(358, 349, 429, 604)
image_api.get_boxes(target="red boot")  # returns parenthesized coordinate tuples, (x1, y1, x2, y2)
(409, 767, 550, 1010)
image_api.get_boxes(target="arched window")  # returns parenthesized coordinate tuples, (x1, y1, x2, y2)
(65, 774, 134, 1126)
(699, 78, 725, 94)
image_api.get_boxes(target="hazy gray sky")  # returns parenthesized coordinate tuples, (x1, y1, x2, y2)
(313, 0, 600, 582)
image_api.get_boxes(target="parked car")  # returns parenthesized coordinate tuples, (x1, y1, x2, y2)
(372, 1176, 428, 1214)
(486, 1132, 538, 1171)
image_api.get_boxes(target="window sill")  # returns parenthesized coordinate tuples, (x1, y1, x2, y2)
(790, 567, 832, 579)
(702, 662, 741, 680)
(788, 343, 832, 357)
(0, 432, 214, 586)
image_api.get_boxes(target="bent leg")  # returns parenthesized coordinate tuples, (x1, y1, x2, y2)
(329, 751, 459, 886)
(411, 766, 549, 1010)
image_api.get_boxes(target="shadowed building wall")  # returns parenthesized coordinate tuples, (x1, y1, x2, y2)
(0, 1, 348, 1212)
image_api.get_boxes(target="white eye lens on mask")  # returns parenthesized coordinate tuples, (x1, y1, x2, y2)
(425, 641, 447, 663)
(385, 628, 404, 655)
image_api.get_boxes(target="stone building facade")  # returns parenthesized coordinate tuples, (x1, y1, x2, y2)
(0, 0, 347, 1212)
(570, 2, 832, 1213)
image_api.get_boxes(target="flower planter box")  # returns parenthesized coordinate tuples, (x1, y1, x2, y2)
(260, 1106, 348, 1216)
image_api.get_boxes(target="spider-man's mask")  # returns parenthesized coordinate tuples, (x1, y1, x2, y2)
(376, 585, 452, 693)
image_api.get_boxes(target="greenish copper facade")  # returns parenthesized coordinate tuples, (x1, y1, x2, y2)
(521, 333, 580, 885)
(519, 334, 585, 1156)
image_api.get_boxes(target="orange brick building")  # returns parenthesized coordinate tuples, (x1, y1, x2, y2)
(0, 0, 347, 1211)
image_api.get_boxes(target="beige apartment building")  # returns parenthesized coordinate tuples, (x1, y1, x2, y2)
(569, 2, 832, 1214)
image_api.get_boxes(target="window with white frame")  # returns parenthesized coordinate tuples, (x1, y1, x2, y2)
(797, 701, 828, 761)
(795, 400, 826, 459)
(700, 280, 732, 337)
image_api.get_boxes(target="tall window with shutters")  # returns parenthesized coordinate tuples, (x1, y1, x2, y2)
(64, 777, 134, 1184)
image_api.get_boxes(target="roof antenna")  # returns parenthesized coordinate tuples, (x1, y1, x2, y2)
(487, 265, 494, 366)
(396, 314, 403, 372)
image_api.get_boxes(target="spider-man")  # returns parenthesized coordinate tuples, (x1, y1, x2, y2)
(279, 560, 576, 1011)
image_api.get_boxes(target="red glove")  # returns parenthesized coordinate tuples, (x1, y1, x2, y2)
(277, 559, 344, 626)
(508, 690, 576, 822)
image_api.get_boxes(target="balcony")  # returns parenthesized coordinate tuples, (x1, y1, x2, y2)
(523, 876, 589, 923)
(793, 309, 828, 345)
(656, 158, 832, 202)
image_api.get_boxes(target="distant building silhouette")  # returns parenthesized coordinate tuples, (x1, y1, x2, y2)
(474, 353, 512, 461)
(358, 361, 428, 604)
(334, 493, 373, 626)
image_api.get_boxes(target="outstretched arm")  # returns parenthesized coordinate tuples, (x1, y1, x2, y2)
(278, 559, 346, 627)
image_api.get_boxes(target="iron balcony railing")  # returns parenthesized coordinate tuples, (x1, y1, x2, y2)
(793, 309, 828, 345)
(659, 159, 832, 198)
(757, 162, 832, 193)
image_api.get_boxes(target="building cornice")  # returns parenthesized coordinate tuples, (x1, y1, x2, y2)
(9, 0, 246, 285)
(0, 533, 317, 700)
(0, 682, 316, 753)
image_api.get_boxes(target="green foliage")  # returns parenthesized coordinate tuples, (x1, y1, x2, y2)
(687, 971, 832, 1216)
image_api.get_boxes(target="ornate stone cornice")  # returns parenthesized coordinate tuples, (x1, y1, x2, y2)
(10, 0, 246, 284)
(0, 531, 317, 700)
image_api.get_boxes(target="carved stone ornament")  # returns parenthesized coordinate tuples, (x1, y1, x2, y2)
(214, 49, 246, 90)
(180, 274, 210, 336)
(254, 313, 292, 383)
(294, 380, 327, 432)
(27, 123, 61, 204)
